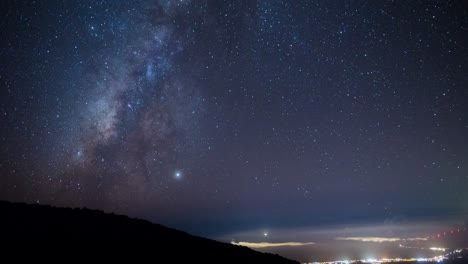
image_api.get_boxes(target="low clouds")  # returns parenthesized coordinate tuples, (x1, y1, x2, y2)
(220, 221, 455, 262)
(232, 241, 315, 248)
(336, 237, 428, 243)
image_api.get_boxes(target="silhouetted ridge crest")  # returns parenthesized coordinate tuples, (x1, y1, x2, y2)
(0, 200, 298, 263)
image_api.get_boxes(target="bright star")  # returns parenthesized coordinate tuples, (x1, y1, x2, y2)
(174, 171, 182, 179)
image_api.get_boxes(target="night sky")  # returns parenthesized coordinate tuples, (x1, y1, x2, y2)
(1, 0, 468, 261)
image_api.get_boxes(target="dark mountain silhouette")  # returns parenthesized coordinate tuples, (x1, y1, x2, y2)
(0, 200, 298, 263)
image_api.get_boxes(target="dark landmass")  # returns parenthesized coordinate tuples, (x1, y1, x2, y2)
(0, 200, 298, 263)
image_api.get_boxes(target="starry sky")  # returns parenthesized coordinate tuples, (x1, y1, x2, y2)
(1, 0, 468, 260)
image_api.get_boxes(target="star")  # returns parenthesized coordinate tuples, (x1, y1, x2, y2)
(2, 1, 467, 261)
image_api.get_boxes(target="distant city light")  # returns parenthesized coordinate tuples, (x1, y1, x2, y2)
(306, 248, 464, 264)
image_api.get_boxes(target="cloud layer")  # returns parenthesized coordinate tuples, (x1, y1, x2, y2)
(232, 241, 315, 248)
(336, 237, 428, 243)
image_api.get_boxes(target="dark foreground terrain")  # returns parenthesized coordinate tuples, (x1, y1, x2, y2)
(0, 200, 298, 263)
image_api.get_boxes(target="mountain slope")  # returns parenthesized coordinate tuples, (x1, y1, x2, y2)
(0, 200, 298, 263)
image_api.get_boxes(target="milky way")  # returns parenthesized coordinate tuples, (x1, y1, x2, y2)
(60, 1, 208, 212)
(1, 0, 209, 215)
(1, 1, 468, 257)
